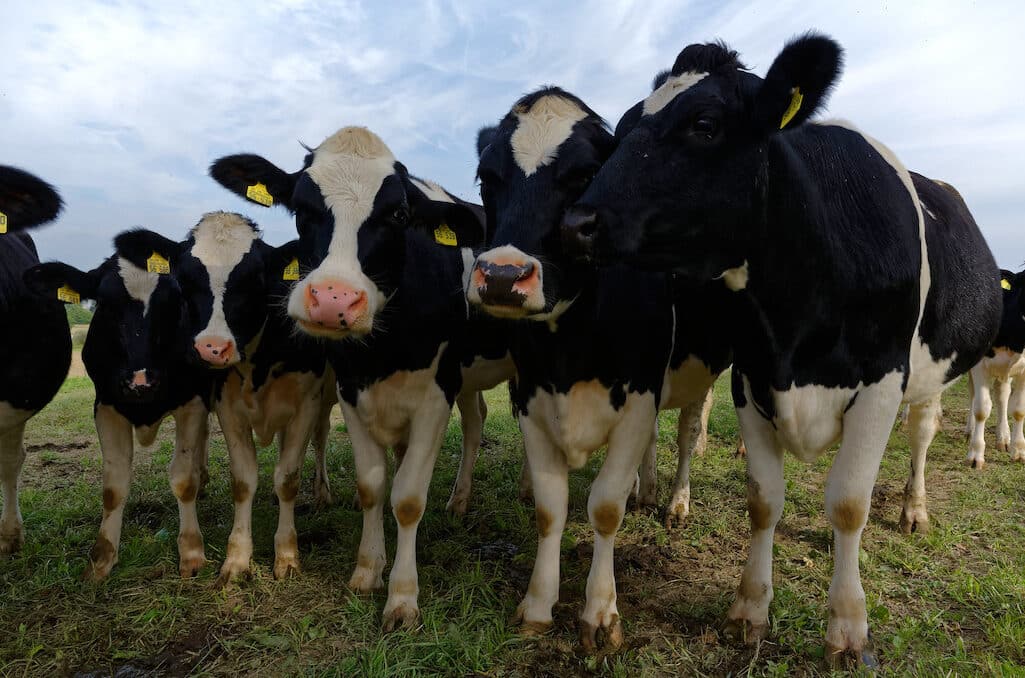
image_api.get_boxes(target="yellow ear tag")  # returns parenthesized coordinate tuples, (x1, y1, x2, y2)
(779, 87, 804, 129)
(0, 211, 7, 234)
(246, 182, 274, 207)
(283, 257, 300, 281)
(147, 252, 170, 275)
(57, 284, 80, 304)
(433, 223, 458, 247)
(1001, 278, 1012, 291)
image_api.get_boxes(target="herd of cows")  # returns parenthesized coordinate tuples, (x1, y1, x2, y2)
(1, 33, 1023, 667)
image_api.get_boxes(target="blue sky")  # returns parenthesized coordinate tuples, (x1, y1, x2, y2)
(4, 1, 1023, 269)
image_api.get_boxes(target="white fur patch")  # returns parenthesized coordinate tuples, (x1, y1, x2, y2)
(510, 96, 588, 177)
(117, 257, 159, 316)
(410, 177, 454, 204)
(190, 212, 259, 344)
(643, 72, 708, 116)
(288, 127, 395, 328)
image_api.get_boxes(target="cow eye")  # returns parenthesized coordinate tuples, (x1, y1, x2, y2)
(691, 116, 719, 139)
(391, 207, 409, 225)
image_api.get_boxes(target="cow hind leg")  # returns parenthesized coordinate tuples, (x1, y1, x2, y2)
(995, 378, 1012, 453)
(170, 397, 208, 577)
(1009, 379, 1025, 462)
(966, 365, 991, 469)
(665, 393, 708, 529)
(84, 405, 134, 581)
(311, 395, 334, 509)
(447, 390, 484, 516)
(0, 415, 29, 555)
(899, 395, 940, 535)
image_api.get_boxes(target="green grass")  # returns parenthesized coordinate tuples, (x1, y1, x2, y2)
(2, 373, 1024, 676)
(65, 304, 93, 327)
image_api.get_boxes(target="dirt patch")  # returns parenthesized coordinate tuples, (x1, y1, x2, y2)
(71, 626, 224, 678)
(68, 348, 87, 378)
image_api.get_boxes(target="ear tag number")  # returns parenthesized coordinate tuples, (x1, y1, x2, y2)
(433, 223, 458, 247)
(57, 284, 80, 304)
(283, 258, 300, 281)
(0, 211, 7, 234)
(1001, 278, 1012, 291)
(779, 87, 804, 129)
(246, 182, 274, 206)
(147, 252, 170, 275)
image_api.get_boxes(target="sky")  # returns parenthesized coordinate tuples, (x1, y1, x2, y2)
(3, 1, 1023, 270)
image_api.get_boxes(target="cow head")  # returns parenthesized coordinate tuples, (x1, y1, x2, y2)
(0, 165, 62, 232)
(563, 34, 843, 279)
(115, 212, 298, 368)
(24, 253, 188, 401)
(208, 127, 486, 340)
(468, 87, 614, 319)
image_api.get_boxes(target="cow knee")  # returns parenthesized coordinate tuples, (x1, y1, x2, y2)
(828, 497, 867, 533)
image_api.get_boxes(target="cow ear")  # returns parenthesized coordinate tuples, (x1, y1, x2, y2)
(209, 154, 299, 212)
(114, 228, 182, 274)
(402, 173, 486, 249)
(0, 166, 63, 232)
(755, 33, 843, 132)
(23, 261, 99, 302)
(476, 126, 498, 158)
(262, 239, 303, 282)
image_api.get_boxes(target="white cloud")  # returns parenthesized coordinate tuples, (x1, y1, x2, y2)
(2, 0, 1022, 269)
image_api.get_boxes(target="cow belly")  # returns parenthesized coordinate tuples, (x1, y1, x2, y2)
(525, 381, 648, 469)
(771, 384, 855, 462)
(903, 337, 956, 405)
(223, 369, 319, 445)
(356, 363, 444, 448)
(661, 356, 717, 411)
(982, 348, 1025, 382)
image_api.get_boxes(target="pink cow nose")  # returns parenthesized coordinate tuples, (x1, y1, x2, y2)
(194, 336, 235, 366)
(305, 281, 367, 329)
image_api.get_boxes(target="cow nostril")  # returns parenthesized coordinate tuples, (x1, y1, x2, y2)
(517, 262, 535, 281)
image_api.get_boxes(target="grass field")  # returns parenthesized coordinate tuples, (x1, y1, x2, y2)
(2, 360, 1024, 676)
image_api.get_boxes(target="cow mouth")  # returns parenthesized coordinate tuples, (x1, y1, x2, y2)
(295, 318, 360, 340)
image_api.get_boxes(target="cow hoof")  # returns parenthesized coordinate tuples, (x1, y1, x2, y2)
(313, 485, 334, 511)
(664, 495, 690, 529)
(83, 536, 117, 581)
(348, 566, 384, 593)
(446, 493, 469, 516)
(723, 617, 769, 645)
(825, 638, 878, 670)
(178, 553, 206, 578)
(735, 441, 747, 457)
(273, 555, 301, 580)
(351, 492, 362, 511)
(0, 530, 23, 556)
(381, 601, 420, 633)
(579, 616, 624, 653)
(216, 560, 252, 587)
(967, 457, 986, 470)
(510, 602, 553, 636)
(1011, 449, 1025, 463)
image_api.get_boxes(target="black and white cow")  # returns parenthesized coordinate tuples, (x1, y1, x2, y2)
(209, 127, 514, 629)
(966, 268, 1025, 467)
(561, 35, 1001, 664)
(0, 167, 69, 555)
(115, 212, 336, 583)
(25, 250, 213, 580)
(470, 87, 736, 649)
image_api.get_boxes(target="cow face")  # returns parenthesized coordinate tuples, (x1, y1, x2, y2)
(563, 35, 843, 279)
(116, 213, 297, 368)
(468, 88, 614, 319)
(0, 165, 62, 232)
(24, 255, 187, 401)
(208, 127, 485, 340)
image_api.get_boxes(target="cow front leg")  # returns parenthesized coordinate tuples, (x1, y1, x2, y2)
(725, 379, 784, 643)
(343, 401, 387, 593)
(0, 410, 30, 556)
(899, 394, 940, 535)
(382, 388, 451, 632)
(170, 397, 208, 577)
(84, 405, 134, 580)
(966, 364, 991, 469)
(217, 403, 258, 586)
(513, 414, 568, 635)
(580, 395, 657, 652)
(447, 390, 484, 516)
(823, 377, 902, 668)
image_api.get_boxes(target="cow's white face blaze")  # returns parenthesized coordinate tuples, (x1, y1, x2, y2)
(286, 127, 396, 338)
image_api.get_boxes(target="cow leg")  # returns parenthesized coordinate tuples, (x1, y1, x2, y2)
(634, 420, 658, 511)
(1009, 379, 1025, 462)
(966, 364, 991, 469)
(447, 390, 484, 516)
(217, 404, 258, 586)
(899, 394, 940, 535)
(822, 380, 902, 667)
(665, 392, 708, 529)
(310, 393, 334, 509)
(382, 391, 451, 632)
(579, 396, 657, 652)
(512, 415, 568, 635)
(84, 405, 134, 580)
(0, 407, 31, 555)
(344, 401, 387, 593)
(518, 452, 533, 502)
(963, 369, 975, 438)
(273, 400, 319, 579)
(995, 378, 1012, 453)
(170, 397, 208, 577)
(725, 394, 784, 643)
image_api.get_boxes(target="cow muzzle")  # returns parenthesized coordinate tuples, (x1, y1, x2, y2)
(122, 368, 159, 400)
(560, 206, 598, 262)
(194, 335, 237, 367)
(302, 279, 369, 334)
(469, 247, 544, 317)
